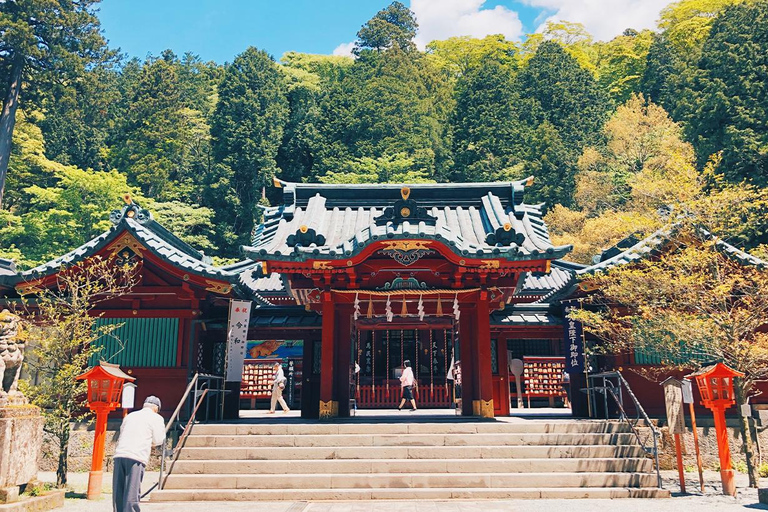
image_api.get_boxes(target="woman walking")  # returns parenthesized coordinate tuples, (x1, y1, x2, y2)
(398, 360, 418, 412)
(267, 361, 290, 414)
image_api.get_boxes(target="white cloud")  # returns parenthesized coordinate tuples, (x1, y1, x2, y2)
(411, 0, 524, 48)
(332, 41, 356, 57)
(522, 0, 670, 41)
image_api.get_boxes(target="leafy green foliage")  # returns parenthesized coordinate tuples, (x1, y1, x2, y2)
(354, 1, 418, 54)
(18, 258, 137, 486)
(677, 1, 768, 185)
(0, 0, 767, 269)
(208, 47, 288, 253)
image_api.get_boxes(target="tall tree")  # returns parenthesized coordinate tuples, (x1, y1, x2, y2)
(639, 33, 685, 114)
(315, 7, 446, 182)
(0, 0, 107, 207)
(594, 29, 654, 105)
(354, 1, 418, 54)
(208, 47, 288, 253)
(516, 41, 609, 153)
(449, 56, 534, 182)
(678, 1, 768, 185)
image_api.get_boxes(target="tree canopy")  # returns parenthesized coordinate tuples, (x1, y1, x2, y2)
(0, 0, 766, 270)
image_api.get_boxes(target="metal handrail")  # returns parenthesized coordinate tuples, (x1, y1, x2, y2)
(158, 388, 209, 490)
(589, 371, 662, 489)
(142, 372, 203, 498)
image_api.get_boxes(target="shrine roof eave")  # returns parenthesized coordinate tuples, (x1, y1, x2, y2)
(577, 224, 768, 277)
(1, 217, 239, 290)
(491, 302, 562, 326)
(242, 234, 572, 266)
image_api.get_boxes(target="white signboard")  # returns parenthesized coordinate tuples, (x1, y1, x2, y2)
(681, 379, 694, 404)
(225, 299, 252, 382)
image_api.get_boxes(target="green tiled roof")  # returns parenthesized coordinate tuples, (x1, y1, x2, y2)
(244, 179, 572, 263)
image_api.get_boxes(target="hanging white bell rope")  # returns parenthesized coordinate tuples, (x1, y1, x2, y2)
(417, 294, 425, 321)
(385, 295, 394, 322)
(353, 292, 360, 321)
(453, 293, 460, 321)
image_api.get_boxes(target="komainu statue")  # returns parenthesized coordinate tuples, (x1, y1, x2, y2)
(0, 309, 25, 406)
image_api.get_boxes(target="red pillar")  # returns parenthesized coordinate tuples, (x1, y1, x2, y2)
(87, 408, 109, 499)
(458, 310, 475, 416)
(334, 304, 353, 418)
(319, 291, 337, 419)
(475, 292, 494, 418)
(497, 336, 511, 416)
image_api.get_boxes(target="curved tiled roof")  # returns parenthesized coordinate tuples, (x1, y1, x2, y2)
(1, 202, 240, 290)
(244, 179, 571, 263)
(577, 224, 768, 276)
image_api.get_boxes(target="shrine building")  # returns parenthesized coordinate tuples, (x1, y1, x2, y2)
(3, 178, 766, 420)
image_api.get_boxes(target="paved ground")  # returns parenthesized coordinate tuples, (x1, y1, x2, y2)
(41, 470, 768, 511)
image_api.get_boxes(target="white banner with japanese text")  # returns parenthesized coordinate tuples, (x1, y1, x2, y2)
(225, 299, 252, 382)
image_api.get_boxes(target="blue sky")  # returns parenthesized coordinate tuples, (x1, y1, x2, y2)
(98, 0, 668, 63)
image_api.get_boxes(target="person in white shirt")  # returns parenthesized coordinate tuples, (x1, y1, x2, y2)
(267, 361, 290, 414)
(112, 395, 165, 512)
(398, 360, 418, 411)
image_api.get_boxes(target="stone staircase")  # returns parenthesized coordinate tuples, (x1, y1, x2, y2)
(150, 420, 670, 501)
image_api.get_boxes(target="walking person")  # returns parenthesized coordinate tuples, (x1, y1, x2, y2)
(268, 361, 290, 414)
(398, 360, 418, 411)
(112, 396, 165, 512)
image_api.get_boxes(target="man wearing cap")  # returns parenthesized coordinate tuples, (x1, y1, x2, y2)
(112, 396, 165, 512)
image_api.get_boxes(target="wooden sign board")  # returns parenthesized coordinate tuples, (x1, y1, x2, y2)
(663, 378, 686, 434)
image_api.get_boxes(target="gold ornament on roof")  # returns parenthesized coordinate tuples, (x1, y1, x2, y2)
(400, 207, 411, 217)
(401, 187, 410, 200)
(299, 225, 309, 234)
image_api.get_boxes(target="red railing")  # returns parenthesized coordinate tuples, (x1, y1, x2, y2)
(356, 382, 452, 408)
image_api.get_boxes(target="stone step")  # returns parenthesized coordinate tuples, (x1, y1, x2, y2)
(177, 444, 646, 461)
(182, 432, 638, 448)
(151, 487, 670, 501)
(188, 421, 630, 436)
(169, 457, 653, 475)
(161, 472, 659, 490)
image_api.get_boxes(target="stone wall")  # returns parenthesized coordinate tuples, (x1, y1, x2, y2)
(40, 421, 164, 473)
(639, 418, 768, 470)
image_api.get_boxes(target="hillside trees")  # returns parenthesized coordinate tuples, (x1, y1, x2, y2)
(676, 1, 768, 185)
(208, 47, 288, 253)
(546, 94, 701, 262)
(0, 0, 107, 207)
(313, 4, 448, 182)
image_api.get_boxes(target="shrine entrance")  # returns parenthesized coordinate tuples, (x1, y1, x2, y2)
(243, 179, 572, 420)
(352, 323, 458, 409)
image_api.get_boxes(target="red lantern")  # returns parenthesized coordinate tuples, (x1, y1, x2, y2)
(77, 361, 135, 500)
(690, 362, 744, 497)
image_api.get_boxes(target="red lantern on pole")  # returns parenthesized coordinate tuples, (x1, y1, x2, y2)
(76, 361, 135, 500)
(690, 362, 744, 496)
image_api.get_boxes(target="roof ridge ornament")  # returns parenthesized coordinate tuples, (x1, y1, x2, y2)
(109, 194, 153, 225)
(286, 225, 326, 248)
(373, 186, 438, 227)
(486, 222, 525, 246)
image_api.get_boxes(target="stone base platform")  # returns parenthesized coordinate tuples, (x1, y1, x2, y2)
(0, 491, 64, 512)
(0, 405, 43, 505)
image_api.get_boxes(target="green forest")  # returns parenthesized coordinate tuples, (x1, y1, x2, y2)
(1, 0, 767, 266)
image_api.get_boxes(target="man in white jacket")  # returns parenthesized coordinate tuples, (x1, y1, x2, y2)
(112, 395, 165, 512)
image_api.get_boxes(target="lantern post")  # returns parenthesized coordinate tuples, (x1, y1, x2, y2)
(690, 362, 744, 496)
(76, 361, 135, 500)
